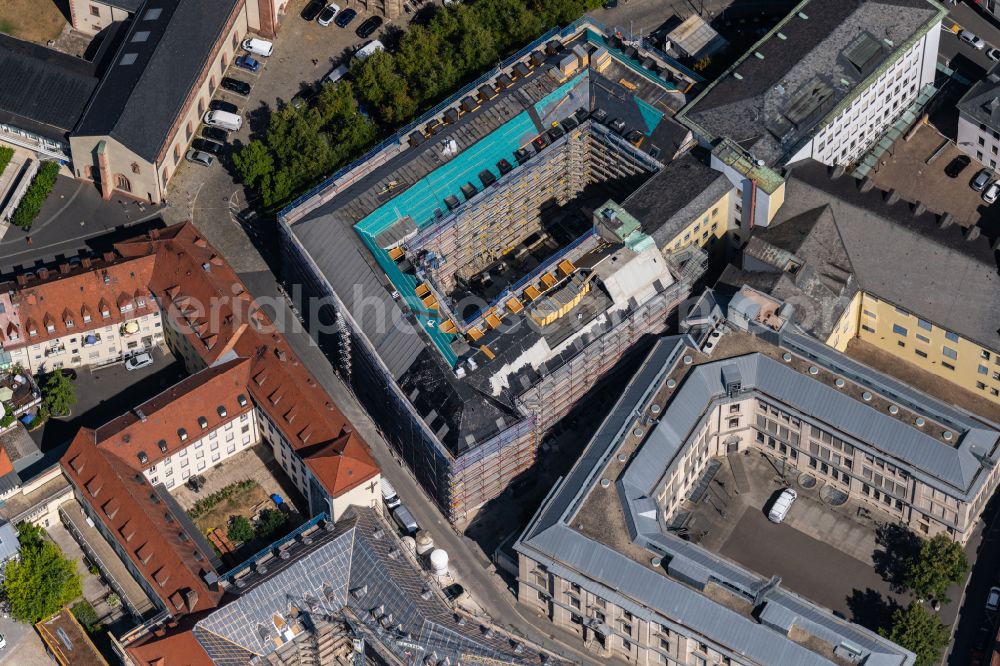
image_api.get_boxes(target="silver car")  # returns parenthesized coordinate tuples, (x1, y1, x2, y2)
(185, 149, 214, 167)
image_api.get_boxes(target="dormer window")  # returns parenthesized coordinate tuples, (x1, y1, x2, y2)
(138, 451, 148, 465)
(120, 304, 133, 314)
(217, 406, 227, 418)
(101, 309, 110, 319)
(237, 394, 248, 407)
(158, 439, 168, 453)
(46, 323, 55, 333)
(65, 318, 74, 329)
(82, 313, 91, 323)
(137, 296, 146, 308)
(8, 332, 18, 341)
(28, 327, 37, 337)
(198, 416, 208, 429)
(178, 428, 188, 442)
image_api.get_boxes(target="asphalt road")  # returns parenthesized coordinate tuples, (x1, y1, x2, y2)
(942, 2, 1000, 73)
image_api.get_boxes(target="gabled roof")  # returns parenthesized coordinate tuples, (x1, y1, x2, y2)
(957, 64, 1000, 132)
(0, 32, 99, 142)
(73, 0, 242, 163)
(9, 254, 156, 348)
(94, 358, 253, 470)
(63, 428, 223, 616)
(301, 431, 380, 496)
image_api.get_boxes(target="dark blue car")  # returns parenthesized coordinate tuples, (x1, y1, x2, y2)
(235, 55, 260, 73)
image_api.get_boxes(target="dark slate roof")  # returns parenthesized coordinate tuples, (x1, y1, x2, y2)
(718, 204, 859, 341)
(0, 33, 99, 142)
(106, 0, 143, 10)
(622, 150, 731, 247)
(774, 161, 1000, 352)
(957, 64, 1000, 132)
(74, 0, 241, 162)
(677, 0, 944, 165)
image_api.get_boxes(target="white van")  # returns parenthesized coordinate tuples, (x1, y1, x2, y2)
(242, 37, 274, 57)
(380, 477, 401, 509)
(203, 110, 242, 132)
(353, 40, 384, 63)
(324, 64, 349, 85)
(768, 488, 797, 523)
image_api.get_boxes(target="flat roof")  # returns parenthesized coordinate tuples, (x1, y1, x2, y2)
(676, 0, 945, 166)
(36, 608, 108, 666)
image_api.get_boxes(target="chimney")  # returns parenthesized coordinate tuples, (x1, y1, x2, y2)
(37, 268, 49, 280)
(58, 263, 70, 275)
(184, 589, 199, 611)
(15, 275, 27, 287)
(81, 258, 92, 268)
(102, 251, 115, 262)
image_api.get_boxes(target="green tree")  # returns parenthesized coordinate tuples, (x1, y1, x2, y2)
(10, 161, 60, 229)
(879, 603, 950, 666)
(232, 139, 274, 190)
(903, 534, 968, 603)
(2, 523, 82, 624)
(255, 509, 287, 540)
(227, 516, 254, 543)
(41, 369, 76, 418)
(353, 51, 416, 126)
(71, 600, 101, 634)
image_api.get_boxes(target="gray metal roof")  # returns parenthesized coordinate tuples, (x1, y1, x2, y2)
(517, 325, 1000, 666)
(0, 522, 19, 566)
(288, 217, 425, 381)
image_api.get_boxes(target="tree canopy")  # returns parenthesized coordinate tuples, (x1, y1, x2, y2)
(2, 523, 82, 624)
(903, 533, 968, 603)
(879, 602, 950, 666)
(227, 516, 254, 543)
(234, 0, 602, 209)
(41, 369, 76, 418)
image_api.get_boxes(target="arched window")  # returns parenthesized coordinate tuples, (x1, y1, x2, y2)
(115, 174, 132, 192)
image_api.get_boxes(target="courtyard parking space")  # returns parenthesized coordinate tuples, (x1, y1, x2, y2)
(867, 121, 993, 230)
(29, 346, 184, 456)
(679, 452, 940, 627)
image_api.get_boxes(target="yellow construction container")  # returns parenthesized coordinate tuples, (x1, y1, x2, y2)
(440, 319, 457, 334)
(557, 259, 575, 277)
(467, 326, 484, 342)
(421, 294, 438, 309)
(485, 312, 503, 330)
(540, 272, 558, 289)
(415, 283, 430, 297)
(387, 247, 405, 261)
(524, 285, 542, 301)
(506, 297, 524, 314)
(480, 344, 496, 360)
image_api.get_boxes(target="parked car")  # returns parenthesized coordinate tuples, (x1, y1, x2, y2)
(334, 7, 357, 27)
(391, 504, 418, 535)
(443, 583, 464, 602)
(381, 478, 401, 510)
(356, 15, 382, 39)
(124, 352, 154, 371)
(221, 77, 251, 96)
(972, 168, 993, 192)
(209, 99, 239, 114)
(204, 110, 242, 132)
(242, 37, 274, 57)
(290, 86, 318, 109)
(984, 181, 1000, 204)
(989, 47, 1000, 62)
(234, 54, 260, 73)
(191, 138, 224, 156)
(324, 63, 349, 85)
(353, 40, 384, 62)
(202, 126, 228, 143)
(301, 0, 324, 21)
(768, 488, 797, 523)
(971, 624, 994, 665)
(944, 154, 970, 178)
(961, 30, 986, 50)
(185, 149, 214, 167)
(987, 586, 1000, 611)
(0, 634, 6, 649)
(317, 3, 340, 26)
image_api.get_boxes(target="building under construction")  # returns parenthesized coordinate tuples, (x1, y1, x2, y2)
(280, 19, 710, 524)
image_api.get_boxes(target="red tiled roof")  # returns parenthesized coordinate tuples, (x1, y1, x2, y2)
(126, 624, 213, 666)
(58, 221, 380, 628)
(0, 446, 14, 478)
(95, 358, 253, 471)
(63, 429, 222, 616)
(9, 255, 156, 348)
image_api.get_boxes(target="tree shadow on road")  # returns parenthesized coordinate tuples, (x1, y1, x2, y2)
(846, 587, 900, 634)
(872, 522, 920, 593)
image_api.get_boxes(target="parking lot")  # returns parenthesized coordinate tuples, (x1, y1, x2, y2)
(868, 121, 993, 229)
(165, 0, 418, 273)
(678, 452, 961, 628)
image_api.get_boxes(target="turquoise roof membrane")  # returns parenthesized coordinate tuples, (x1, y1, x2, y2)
(534, 71, 588, 125)
(635, 97, 664, 135)
(355, 110, 548, 367)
